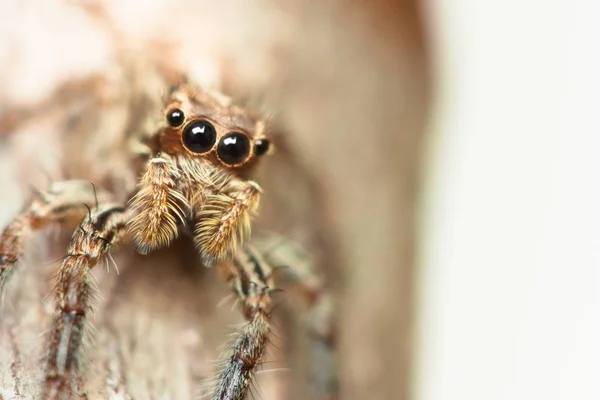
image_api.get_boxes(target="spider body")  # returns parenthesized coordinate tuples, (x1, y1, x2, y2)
(0, 80, 279, 400)
(128, 83, 269, 265)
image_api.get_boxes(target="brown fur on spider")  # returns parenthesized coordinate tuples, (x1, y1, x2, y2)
(0, 82, 278, 400)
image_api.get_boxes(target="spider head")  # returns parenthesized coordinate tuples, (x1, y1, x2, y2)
(158, 84, 271, 177)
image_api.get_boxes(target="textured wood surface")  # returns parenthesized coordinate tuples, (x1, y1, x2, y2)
(0, 0, 429, 399)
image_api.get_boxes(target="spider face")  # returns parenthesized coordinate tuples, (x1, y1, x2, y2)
(159, 86, 271, 175)
(121, 84, 274, 265)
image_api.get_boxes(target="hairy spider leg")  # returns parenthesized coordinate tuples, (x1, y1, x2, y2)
(0, 180, 112, 295)
(208, 245, 274, 400)
(44, 204, 130, 399)
(258, 234, 337, 397)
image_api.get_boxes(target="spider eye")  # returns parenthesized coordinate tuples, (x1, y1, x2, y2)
(182, 120, 217, 154)
(217, 132, 251, 166)
(254, 139, 270, 156)
(167, 108, 185, 127)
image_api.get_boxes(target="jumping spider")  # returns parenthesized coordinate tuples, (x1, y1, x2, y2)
(0, 80, 310, 400)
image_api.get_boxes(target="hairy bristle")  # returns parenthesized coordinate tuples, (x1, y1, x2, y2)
(194, 182, 261, 265)
(211, 315, 270, 400)
(128, 157, 189, 254)
(44, 205, 129, 398)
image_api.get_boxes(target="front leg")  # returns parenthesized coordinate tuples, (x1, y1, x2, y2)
(210, 245, 274, 400)
(194, 180, 262, 266)
(44, 204, 130, 400)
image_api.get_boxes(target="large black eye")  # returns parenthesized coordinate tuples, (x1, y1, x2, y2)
(182, 120, 217, 153)
(166, 108, 185, 127)
(217, 132, 251, 166)
(254, 138, 270, 156)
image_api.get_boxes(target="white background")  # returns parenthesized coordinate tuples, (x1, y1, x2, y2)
(416, 1, 600, 400)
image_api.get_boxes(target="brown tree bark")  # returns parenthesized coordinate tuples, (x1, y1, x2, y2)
(271, 2, 431, 399)
(0, 0, 430, 399)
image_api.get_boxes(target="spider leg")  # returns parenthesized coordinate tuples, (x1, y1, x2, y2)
(256, 235, 337, 398)
(194, 180, 262, 266)
(211, 245, 274, 400)
(286, 272, 336, 399)
(0, 180, 112, 295)
(43, 203, 130, 400)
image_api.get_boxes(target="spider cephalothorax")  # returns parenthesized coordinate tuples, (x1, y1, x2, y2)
(128, 84, 272, 266)
(0, 81, 287, 400)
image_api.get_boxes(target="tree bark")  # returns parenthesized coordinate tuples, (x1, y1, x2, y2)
(0, 1, 430, 399)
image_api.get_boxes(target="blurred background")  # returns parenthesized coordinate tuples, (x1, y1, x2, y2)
(0, 0, 597, 400)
